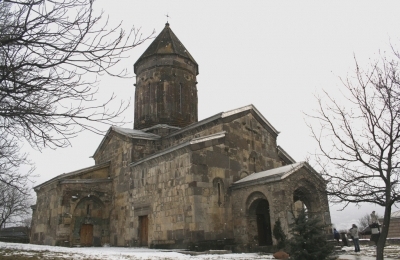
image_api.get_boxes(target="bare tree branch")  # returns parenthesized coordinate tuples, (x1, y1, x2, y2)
(0, 0, 153, 190)
(0, 180, 31, 228)
(0, 0, 154, 150)
(307, 54, 400, 260)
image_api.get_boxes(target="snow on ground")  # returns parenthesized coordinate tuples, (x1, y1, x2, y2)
(340, 245, 400, 259)
(0, 242, 274, 259)
(1, 242, 400, 259)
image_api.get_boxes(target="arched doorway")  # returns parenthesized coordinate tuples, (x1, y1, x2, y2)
(255, 200, 272, 246)
(293, 188, 310, 217)
(292, 183, 322, 216)
(248, 197, 273, 246)
(71, 196, 107, 247)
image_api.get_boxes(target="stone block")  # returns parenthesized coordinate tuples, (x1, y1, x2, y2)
(191, 164, 208, 175)
(206, 151, 229, 169)
(189, 230, 205, 241)
(191, 152, 206, 165)
(63, 217, 72, 225)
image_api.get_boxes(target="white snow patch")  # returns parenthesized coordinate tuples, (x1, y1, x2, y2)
(0, 242, 274, 259)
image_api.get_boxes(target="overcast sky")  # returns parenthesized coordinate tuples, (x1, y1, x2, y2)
(22, 0, 400, 231)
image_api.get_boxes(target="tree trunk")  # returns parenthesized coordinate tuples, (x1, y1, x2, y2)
(376, 204, 391, 260)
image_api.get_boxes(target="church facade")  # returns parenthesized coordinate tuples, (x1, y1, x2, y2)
(30, 23, 331, 251)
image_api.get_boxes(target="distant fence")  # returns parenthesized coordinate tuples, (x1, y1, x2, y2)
(0, 237, 30, 244)
(359, 238, 400, 246)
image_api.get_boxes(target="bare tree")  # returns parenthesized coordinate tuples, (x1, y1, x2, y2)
(0, 133, 34, 188)
(0, 0, 152, 149)
(0, 181, 31, 228)
(308, 55, 400, 260)
(0, 0, 152, 187)
(20, 216, 32, 228)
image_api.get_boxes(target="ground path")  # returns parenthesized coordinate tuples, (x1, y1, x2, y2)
(1, 242, 400, 259)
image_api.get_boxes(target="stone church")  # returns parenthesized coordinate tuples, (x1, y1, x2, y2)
(30, 23, 331, 251)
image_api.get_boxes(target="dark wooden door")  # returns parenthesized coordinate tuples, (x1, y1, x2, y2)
(139, 215, 148, 246)
(80, 224, 93, 246)
(256, 200, 272, 246)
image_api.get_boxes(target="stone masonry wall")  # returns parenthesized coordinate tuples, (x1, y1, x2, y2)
(93, 131, 159, 169)
(134, 62, 198, 129)
(31, 182, 61, 245)
(31, 167, 112, 247)
(163, 111, 283, 177)
(110, 148, 192, 247)
(107, 111, 287, 248)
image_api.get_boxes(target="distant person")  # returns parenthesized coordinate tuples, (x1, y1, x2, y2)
(370, 211, 380, 225)
(333, 228, 340, 244)
(369, 210, 381, 245)
(349, 224, 360, 252)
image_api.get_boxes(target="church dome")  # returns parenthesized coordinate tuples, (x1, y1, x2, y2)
(133, 23, 199, 130)
(134, 23, 198, 75)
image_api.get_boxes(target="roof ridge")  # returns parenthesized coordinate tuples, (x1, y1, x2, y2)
(134, 23, 198, 67)
(167, 26, 178, 54)
(33, 161, 111, 190)
(130, 131, 226, 167)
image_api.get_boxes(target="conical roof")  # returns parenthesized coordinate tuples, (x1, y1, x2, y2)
(134, 23, 198, 71)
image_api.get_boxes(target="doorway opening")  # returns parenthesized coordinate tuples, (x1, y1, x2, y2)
(80, 224, 93, 246)
(247, 196, 273, 247)
(255, 199, 272, 246)
(138, 215, 148, 246)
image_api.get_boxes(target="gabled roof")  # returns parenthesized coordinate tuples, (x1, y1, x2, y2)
(130, 131, 226, 167)
(166, 104, 280, 139)
(277, 146, 296, 164)
(231, 161, 323, 190)
(93, 126, 160, 158)
(94, 105, 279, 159)
(134, 23, 198, 71)
(112, 126, 161, 139)
(141, 124, 181, 132)
(33, 161, 110, 191)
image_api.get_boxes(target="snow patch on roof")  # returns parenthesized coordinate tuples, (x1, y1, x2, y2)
(234, 162, 305, 185)
(112, 126, 160, 139)
(130, 132, 226, 167)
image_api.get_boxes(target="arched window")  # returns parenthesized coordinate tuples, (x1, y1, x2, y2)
(141, 169, 146, 186)
(217, 182, 221, 205)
